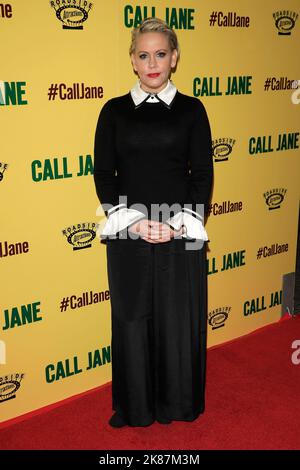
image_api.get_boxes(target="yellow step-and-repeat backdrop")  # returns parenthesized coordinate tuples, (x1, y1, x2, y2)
(0, 0, 299, 424)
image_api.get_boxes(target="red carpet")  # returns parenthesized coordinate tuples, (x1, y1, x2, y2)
(1, 317, 300, 450)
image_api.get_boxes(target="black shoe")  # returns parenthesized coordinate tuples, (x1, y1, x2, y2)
(109, 412, 127, 428)
(157, 417, 172, 424)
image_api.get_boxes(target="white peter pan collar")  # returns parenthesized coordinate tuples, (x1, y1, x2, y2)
(130, 79, 177, 108)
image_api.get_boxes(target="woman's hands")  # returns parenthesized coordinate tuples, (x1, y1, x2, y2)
(128, 219, 184, 243)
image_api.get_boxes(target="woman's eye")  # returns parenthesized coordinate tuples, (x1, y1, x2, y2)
(138, 52, 166, 59)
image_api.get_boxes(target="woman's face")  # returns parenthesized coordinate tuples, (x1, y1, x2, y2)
(131, 32, 178, 94)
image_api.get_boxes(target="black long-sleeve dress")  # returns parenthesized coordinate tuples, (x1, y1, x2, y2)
(94, 84, 213, 426)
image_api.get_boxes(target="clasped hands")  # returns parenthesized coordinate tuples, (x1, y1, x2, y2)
(128, 219, 185, 243)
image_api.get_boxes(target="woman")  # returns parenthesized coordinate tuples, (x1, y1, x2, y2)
(94, 17, 213, 428)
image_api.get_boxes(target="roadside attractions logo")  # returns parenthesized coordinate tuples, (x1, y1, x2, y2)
(62, 222, 98, 250)
(213, 138, 236, 162)
(273, 10, 298, 35)
(208, 306, 231, 330)
(0, 373, 25, 403)
(50, 0, 93, 30)
(263, 188, 287, 210)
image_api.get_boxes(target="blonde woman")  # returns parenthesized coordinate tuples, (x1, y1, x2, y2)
(94, 17, 213, 428)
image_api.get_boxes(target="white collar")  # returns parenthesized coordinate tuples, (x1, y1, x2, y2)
(130, 79, 177, 108)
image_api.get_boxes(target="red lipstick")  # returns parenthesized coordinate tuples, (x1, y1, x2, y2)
(147, 73, 160, 78)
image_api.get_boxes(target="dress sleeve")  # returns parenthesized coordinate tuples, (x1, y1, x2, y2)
(165, 99, 213, 240)
(93, 101, 145, 239)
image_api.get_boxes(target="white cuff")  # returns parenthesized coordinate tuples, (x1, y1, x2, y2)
(96, 205, 146, 239)
(165, 208, 208, 241)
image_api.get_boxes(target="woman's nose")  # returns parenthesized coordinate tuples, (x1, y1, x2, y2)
(148, 56, 157, 68)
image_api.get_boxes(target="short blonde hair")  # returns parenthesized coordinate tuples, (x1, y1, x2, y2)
(129, 17, 180, 61)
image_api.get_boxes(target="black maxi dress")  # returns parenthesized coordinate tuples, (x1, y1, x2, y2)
(94, 85, 213, 426)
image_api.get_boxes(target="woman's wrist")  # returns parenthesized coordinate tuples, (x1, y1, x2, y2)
(173, 225, 185, 236)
